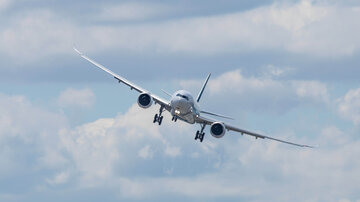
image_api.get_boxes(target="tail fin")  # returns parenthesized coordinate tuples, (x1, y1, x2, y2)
(196, 73, 211, 103)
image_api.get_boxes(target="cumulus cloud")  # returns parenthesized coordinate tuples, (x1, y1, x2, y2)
(0, 93, 69, 185)
(1, 0, 360, 64)
(0, 10, 77, 62)
(1, 91, 360, 201)
(180, 69, 329, 113)
(338, 88, 360, 125)
(294, 80, 329, 103)
(0, 93, 67, 141)
(57, 88, 95, 108)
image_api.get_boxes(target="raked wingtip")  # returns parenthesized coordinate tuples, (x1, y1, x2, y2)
(73, 45, 83, 56)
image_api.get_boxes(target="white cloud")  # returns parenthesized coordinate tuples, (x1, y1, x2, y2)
(0, 93, 69, 183)
(0, 10, 77, 62)
(261, 65, 295, 78)
(57, 104, 191, 187)
(59, 118, 118, 185)
(112, 125, 360, 201)
(294, 80, 329, 103)
(0, 0, 10, 10)
(338, 88, 360, 125)
(180, 69, 329, 113)
(0, 93, 67, 141)
(57, 88, 95, 108)
(1, 91, 360, 201)
(138, 145, 154, 159)
(83, 0, 360, 57)
(46, 171, 70, 185)
(269, 0, 329, 32)
(164, 145, 181, 158)
(1, 0, 360, 64)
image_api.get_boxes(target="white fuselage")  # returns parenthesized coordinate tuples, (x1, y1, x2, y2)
(170, 90, 200, 124)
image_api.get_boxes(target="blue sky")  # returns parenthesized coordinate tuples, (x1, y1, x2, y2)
(1, 0, 360, 201)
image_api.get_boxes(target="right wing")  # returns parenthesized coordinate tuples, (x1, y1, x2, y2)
(74, 47, 171, 111)
(195, 115, 313, 148)
(200, 110, 234, 120)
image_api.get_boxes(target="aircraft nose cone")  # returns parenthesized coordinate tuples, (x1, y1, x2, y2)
(170, 97, 181, 109)
(171, 97, 190, 114)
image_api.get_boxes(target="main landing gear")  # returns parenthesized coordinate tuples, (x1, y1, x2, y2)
(153, 106, 164, 125)
(195, 124, 206, 142)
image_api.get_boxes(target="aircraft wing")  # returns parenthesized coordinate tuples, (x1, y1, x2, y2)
(74, 47, 171, 111)
(195, 115, 313, 148)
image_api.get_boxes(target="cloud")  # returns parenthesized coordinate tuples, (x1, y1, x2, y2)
(1, 91, 360, 201)
(1, 0, 360, 65)
(0, 92, 69, 187)
(164, 145, 181, 158)
(338, 88, 360, 125)
(0, 0, 10, 10)
(0, 10, 77, 62)
(57, 88, 95, 108)
(138, 145, 154, 159)
(180, 69, 329, 113)
(117, 175, 257, 199)
(46, 171, 70, 185)
(293, 80, 329, 103)
(0, 93, 67, 141)
(57, 104, 192, 187)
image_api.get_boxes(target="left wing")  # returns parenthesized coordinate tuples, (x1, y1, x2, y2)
(73, 47, 171, 111)
(195, 115, 313, 148)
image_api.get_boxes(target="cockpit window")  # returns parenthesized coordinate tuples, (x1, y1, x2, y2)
(176, 93, 189, 101)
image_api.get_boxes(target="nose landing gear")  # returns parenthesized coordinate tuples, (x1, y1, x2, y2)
(195, 124, 206, 142)
(153, 106, 164, 125)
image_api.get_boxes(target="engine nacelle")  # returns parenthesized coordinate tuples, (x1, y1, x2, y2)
(210, 122, 226, 138)
(137, 93, 153, 109)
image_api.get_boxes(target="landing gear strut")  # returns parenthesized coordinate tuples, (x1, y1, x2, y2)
(153, 106, 164, 125)
(195, 124, 206, 142)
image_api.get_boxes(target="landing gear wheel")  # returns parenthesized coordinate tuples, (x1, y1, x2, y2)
(153, 114, 158, 123)
(153, 106, 164, 125)
(199, 132, 205, 142)
(195, 130, 199, 140)
(158, 116, 163, 125)
(194, 124, 206, 142)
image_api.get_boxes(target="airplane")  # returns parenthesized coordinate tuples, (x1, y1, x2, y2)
(74, 47, 313, 148)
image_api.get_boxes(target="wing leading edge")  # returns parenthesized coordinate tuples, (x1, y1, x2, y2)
(195, 115, 313, 148)
(73, 47, 171, 111)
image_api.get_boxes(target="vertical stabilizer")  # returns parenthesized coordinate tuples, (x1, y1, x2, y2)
(196, 73, 211, 103)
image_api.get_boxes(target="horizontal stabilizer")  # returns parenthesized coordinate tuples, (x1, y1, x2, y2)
(161, 89, 172, 97)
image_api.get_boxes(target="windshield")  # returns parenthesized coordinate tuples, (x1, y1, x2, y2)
(176, 93, 189, 101)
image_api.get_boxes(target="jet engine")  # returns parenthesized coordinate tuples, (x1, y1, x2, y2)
(137, 93, 153, 109)
(210, 122, 226, 138)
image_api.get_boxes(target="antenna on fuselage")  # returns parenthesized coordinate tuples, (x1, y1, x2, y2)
(196, 73, 211, 103)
